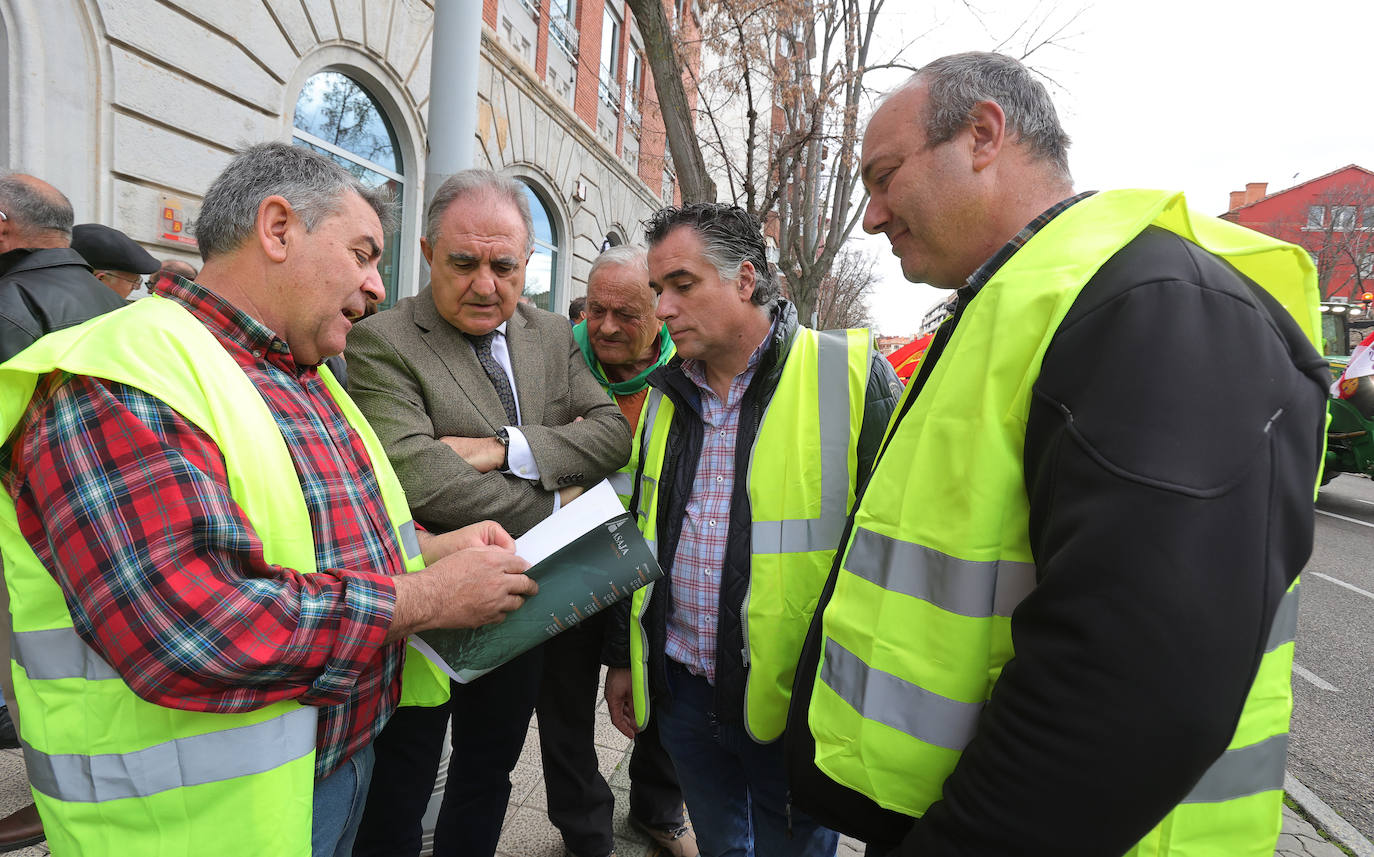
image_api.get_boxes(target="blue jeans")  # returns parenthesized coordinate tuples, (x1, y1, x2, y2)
(312, 743, 375, 857)
(656, 660, 839, 857)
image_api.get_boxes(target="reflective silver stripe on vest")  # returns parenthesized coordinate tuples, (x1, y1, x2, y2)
(25, 705, 317, 803)
(751, 330, 853, 555)
(608, 471, 634, 499)
(822, 638, 982, 751)
(399, 520, 422, 561)
(1264, 586, 1300, 653)
(1182, 733, 1288, 804)
(12, 628, 120, 682)
(844, 527, 1036, 618)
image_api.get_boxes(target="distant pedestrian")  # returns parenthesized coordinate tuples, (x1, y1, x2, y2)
(152, 257, 199, 290)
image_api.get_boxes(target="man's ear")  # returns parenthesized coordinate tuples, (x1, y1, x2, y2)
(968, 99, 1007, 173)
(257, 195, 293, 262)
(420, 236, 434, 266)
(737, 260, 757, 303)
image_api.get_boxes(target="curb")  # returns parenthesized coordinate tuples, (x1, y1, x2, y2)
(1286, 771, 1374, 857)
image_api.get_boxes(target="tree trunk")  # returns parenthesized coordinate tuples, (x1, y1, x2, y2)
(626, 0, 717, 203)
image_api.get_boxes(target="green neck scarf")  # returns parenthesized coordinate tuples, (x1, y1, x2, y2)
(573, 320, 676, 396)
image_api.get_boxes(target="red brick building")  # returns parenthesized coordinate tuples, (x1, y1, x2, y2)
(486, 0, 697, 203)
(1222, 165, 1374, 302)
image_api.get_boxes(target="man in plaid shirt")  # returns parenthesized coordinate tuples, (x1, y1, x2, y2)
(0, 143, 537, 857)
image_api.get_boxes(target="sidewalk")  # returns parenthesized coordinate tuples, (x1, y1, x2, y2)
(491, 675, 1359, 857)
(0, 706, 1358, 857)
(1278, 803, 1357, 857)
(491, 688, 865, 857)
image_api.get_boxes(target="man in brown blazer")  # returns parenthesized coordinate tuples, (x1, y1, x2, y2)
(346, 169, 631, 857)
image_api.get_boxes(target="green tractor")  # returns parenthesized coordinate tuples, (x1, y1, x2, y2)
(1324, 358, 1374, 484)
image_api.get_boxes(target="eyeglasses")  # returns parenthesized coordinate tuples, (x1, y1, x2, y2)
(99, 271, 145, 289)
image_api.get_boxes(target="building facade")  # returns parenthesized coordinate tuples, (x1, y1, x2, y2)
(0, 0, 697, 313)
(1223, 165, 1374, 306)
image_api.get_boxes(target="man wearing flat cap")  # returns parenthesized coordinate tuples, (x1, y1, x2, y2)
(71, 222, 160, 300)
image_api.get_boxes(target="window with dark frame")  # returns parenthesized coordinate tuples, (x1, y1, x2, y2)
(291, 70, 406, 311)
(600, 6, 622, 110)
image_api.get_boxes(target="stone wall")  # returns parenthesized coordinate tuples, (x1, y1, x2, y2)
(1, 0, 668, 307)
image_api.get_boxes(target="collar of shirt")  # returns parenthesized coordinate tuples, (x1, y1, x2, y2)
(960, 191, 1098, 305)
(681, 315, 777, 401)
(157, 274, 305, 376)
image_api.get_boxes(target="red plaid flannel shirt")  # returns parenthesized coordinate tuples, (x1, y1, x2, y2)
(1, 277, 405, 778)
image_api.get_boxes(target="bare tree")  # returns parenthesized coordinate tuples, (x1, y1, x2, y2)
(631, 0, 1080, 326)
(678, 0, 901, 326)
(1298, 182, 1374, 300)
(803, 244, 878, 329)
(625, 0, 716, 204)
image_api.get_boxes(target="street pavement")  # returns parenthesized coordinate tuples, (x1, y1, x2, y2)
(1292, 474, 1374, 845)
(488, 694, 866, 856)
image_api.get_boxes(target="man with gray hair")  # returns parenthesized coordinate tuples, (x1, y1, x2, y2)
(0, 142, 538, 857)
(785, 52, 1328, 857)
(0, 171, 129, 853)
(0, 172, 125, 359)
(346, 168, 630, 857)
(549, 244, 694, 857)
(602, 203, 900, 856)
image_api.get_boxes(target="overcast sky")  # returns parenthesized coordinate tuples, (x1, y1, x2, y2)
(860, 0, 1374, 335)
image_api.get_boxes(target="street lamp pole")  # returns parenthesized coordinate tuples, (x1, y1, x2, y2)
(425, 0, 483, 209)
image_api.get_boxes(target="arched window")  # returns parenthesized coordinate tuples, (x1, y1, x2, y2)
(519, 181, 560, 313)
(292, 70, 406, 310)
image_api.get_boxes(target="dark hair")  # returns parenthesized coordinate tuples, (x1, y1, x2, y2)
(642, 204, 778, 306)
(194, 142, 396, 262)
(0, 171, 74, 236)
(567, 295, 587, 321)
(914, 51, 1071, 178)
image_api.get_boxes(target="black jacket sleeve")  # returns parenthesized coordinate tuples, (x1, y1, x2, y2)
(859, 350, 902, 489)
(893, 229, 1329, 856)
(601, 597, 632, 669)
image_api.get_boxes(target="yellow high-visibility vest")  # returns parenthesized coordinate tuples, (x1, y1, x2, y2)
(805, 189, 1321, 856)
(631, 326, 872, 742)
(0, 296, 446, 855)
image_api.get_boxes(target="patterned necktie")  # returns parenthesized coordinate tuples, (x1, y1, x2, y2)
(466, 330, 519, 426)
